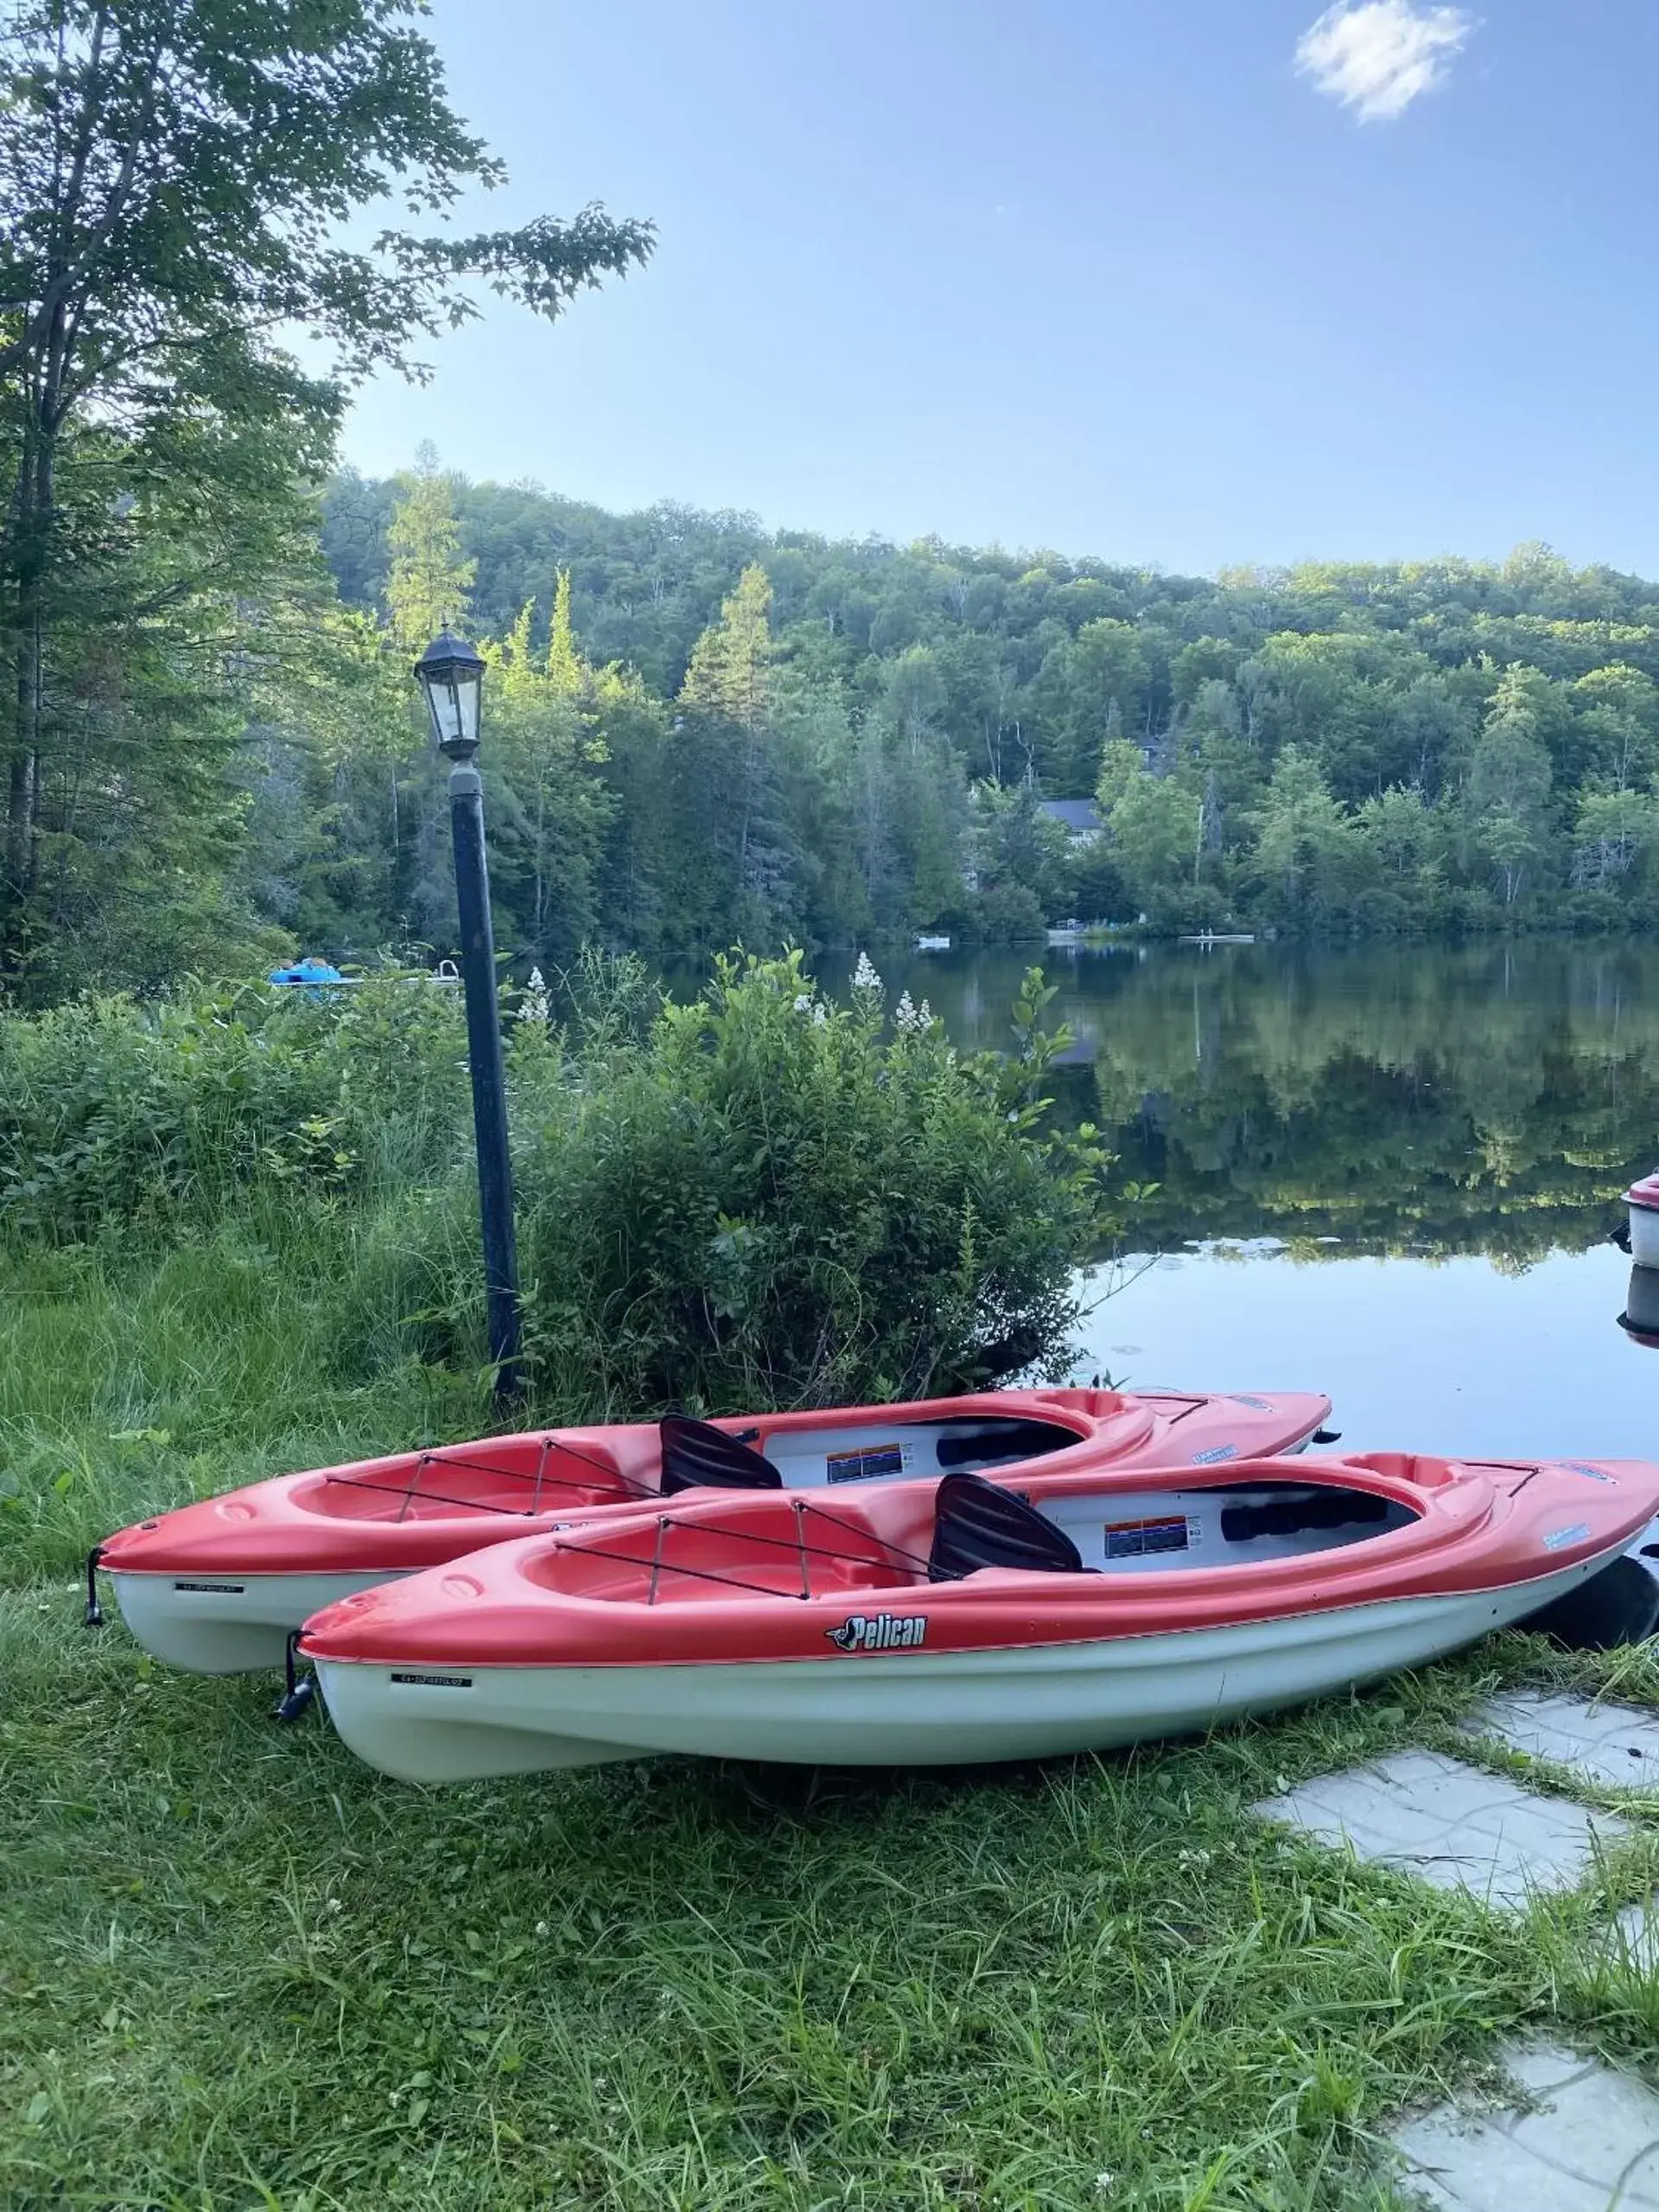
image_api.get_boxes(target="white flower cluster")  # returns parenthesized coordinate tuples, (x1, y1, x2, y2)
(893, 989, 932, 1034)
(517, 965, 550, 1023)
(851, 950, 881, 993)
(792, 989, 830, 1027)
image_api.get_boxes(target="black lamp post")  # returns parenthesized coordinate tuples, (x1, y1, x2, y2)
(415, 629, 521, 1401)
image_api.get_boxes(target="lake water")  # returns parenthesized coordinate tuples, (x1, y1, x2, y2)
(862, 939, 1659, 1463)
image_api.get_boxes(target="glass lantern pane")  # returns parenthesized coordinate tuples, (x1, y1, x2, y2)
(431, 680, 465, 743)
(454, 669, 481, 741)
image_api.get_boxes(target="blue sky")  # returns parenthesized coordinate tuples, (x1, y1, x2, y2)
(341, 1, 1659, 576)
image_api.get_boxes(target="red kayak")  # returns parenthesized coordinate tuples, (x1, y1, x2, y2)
(94, 1384, 1330, 1673)
(302, 1449, 1659, 1782)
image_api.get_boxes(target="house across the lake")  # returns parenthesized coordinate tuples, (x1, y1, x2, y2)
(1039, 798, 1105, 843)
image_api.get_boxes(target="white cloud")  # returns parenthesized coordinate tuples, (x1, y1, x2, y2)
(1295, 1, 1474, 123)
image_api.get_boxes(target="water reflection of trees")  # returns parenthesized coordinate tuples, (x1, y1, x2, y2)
(889, 942, 1659, 1263)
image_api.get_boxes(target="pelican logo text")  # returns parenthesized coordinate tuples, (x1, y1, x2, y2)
(826, 1612, 928, 1653)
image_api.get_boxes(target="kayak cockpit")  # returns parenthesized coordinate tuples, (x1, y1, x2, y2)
(301, 1410, 1096, 1525)
(756, 1413, 1090, 1487)
(1045, 1479, 1420, 1572)
(512, 1469, 1421, 1609)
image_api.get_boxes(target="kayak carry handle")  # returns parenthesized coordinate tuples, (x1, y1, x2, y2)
(274, 1630, 318, 1723)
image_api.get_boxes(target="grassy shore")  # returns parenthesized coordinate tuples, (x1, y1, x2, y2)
(5, 1233, 1659, 2209)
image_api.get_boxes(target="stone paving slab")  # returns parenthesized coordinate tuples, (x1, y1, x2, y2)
(1606, 1904, 1659, 1975)
(1391, 2038, 1659, 2209)
(1467, 1691, 1659, 1790)
(1251, 1750, 1628, 1910)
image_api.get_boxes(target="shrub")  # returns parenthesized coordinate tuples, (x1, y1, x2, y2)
(967, 882, 1047, 945)
(0, 972, 467, 1238)
(2, 950, 1122, 1423)
(493, 950, 1116, 1413)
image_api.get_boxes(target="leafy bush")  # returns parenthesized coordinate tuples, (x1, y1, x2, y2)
(0, 973, 467, 1237)
(1, 950, 1121, 1421)
(489, 950, 1116, 1412)
(966, 882, 1048, 945)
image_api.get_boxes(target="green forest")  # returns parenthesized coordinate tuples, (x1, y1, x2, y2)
(21, 439, 1659, 999)
(7, 0, 1659, 1002)
(5, 2, 1659, 1000)
(317, 474, 1659, 965)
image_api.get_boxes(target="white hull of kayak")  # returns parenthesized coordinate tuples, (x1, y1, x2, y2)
(313, 1548, 1617, 1783)
(110, 1569, 405, 1674)
(1628, 1204, 1659, 1269)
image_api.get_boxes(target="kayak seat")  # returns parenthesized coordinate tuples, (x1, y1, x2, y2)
(658, 1414, 784, 1496)
(927, 1471, 1087, 1582)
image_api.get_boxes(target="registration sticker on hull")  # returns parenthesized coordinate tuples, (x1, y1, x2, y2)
(172, 1580, 247, 1595)
(826, 1441, 907, 1484)
(1192, 1444, 1238, 1465)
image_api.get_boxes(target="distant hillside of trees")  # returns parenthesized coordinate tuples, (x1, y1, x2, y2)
(16, 434, 1659, 1001)
(308, 467, 1659, 967)
(7, 0, 1653, 1002)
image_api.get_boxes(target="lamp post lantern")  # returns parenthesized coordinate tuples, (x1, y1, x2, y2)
(415, 630, 521, 1400)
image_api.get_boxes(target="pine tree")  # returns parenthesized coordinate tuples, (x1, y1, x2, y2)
(678, 564, 777, 896)
(385, 463, 477, 655)
(484, 592, 613, 962)
(547, 569, 581, 693)
(679, 563, 773, 733)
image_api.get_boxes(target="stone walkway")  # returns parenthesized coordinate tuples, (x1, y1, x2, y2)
(1251, 1748, 1627, 1911)
(1392, 2039, 1659, 2209)
(1250, 1690, 1659, 2208)
(1466, 1691, 1659, 1789)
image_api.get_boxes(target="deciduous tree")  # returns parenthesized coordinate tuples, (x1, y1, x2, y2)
(0, 0, 652, 976)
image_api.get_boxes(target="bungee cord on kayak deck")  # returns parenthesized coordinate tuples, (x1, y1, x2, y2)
(322, 1434, 655, 1522)
(544, 1493, 939, 1605)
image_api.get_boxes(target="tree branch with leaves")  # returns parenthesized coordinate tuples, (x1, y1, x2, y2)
(0, 0, 652, 975)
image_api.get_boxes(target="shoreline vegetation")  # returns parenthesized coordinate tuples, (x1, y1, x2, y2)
(0, 951, 1120, 1586)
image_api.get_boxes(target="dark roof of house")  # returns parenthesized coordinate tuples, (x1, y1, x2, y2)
(1039, 798, 1104, 833)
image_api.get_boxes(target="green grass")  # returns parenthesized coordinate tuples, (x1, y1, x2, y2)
(4, 1232, 1659, 2209)
(0, 1217, 491, 1583)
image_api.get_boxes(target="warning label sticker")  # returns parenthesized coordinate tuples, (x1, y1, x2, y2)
(826, 1441, 906, 1484)
(1103, 1516, 1197, 1560)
